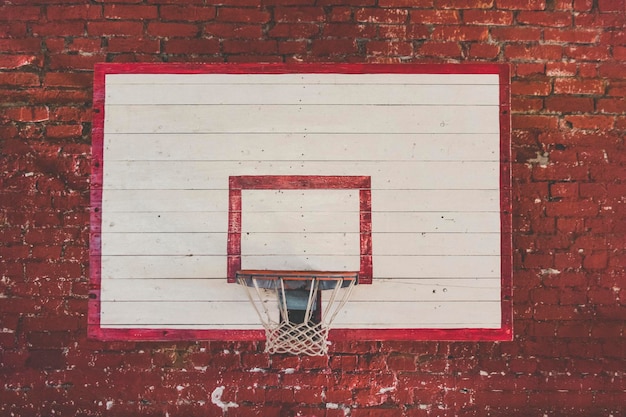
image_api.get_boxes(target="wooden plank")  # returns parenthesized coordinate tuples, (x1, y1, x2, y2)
(102, 161, 500, 190)
(100, 278, 238, 301)
(101, 255, 225, 279)
(106, 83, 500, 106)
(102, 189, 228, 212)
(100, 300, 273, 326)
(102, 211, 229, 233)
(241, 232, 360, 256)
(101, 233, 227, 256)
(102, 189, 500, 213)
(371, 212, 500, 233)
(106, 73, 500, 86)
(240, 255, 360, 272)
(242, 211, 359, 233)
(100, 300, 500, 328)
(101, 254, 500, 279)
(374, 233, 500, 256)
(104, 133, 501, 162)
(331, 278, 500, 302)
(102, 211, 358, 233)
(333, 301, 502, 327)
(372, 255, 500, 278)
(372, 190, 500, 212)
(101, 278, 500, 302)
(104, 105, 500, 135)
(100, 231, 499, 260)
(241, 189, 359, 212)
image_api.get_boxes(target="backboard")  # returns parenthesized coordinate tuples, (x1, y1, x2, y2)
(90, 63, 512, 341)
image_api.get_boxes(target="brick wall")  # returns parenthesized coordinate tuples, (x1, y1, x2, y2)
(1, 0, 624, 416)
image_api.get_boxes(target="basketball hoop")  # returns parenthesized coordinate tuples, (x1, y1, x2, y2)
(236, 270, 357, 356)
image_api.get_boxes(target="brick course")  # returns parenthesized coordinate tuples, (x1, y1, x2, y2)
(0, 1, 624, 416)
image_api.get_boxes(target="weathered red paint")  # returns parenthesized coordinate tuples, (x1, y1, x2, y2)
(227, 175, 373, 284)
(90, 63, 512, 342)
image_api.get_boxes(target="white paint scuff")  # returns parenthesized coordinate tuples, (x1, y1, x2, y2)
(211, 386, 239, 413)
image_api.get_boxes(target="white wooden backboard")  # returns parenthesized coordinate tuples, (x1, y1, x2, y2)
(90, 63, 512, 341)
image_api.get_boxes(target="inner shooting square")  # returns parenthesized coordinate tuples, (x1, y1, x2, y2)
(227, 175, 372, 284)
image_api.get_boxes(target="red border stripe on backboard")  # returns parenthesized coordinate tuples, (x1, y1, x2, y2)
(227, 175, 373, 284)
(90, 63, 512, 342)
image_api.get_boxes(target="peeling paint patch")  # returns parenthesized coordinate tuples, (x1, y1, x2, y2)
(211, 386, 238, 414)
(527, 151, 549, 167)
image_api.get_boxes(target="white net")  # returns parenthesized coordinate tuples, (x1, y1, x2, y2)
(236, 270, 357, 356)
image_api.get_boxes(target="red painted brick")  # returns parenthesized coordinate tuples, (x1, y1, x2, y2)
(515, 63, 546, 76)
(323, 23, 377, 38)
(46, 124, 83, 139)
(387, 353, 416, 371)
(25, 349, 66, 370)
(575, 12, 625, 28)
(463, 9, 513, 25)
(0, 6, 41, 21)
(204, 23, 263, 39)
(554, 78, 605, 94)
(3, 106, 48, 122)
(317, 0, 376, 4)
(597, 98, 626, 113)
(436, 0, 493, 7)
(545, 96, 595, 113)
(379, 0, 433, 5)
(546, 201, 598, 217)
(567, 45, 612, 61)
(512, 80, 551, 96)
(490, 26, 542, 42)
(104, 4, 158, 19)
(223, 40, 277, 54)
(163, 39, 220, 54)
(355, 8, 408, 24)
(505, 44, 563, 60)
(432, 25, 488, 41)
(564, 115, 615, 130)
(512, 114, 559, 129)
(550, 182, 579, 199)
(517, 11, 573, 26)
(107, 37, 161, 54)
(46, 4, 102, 20)
(312, 39, 358, 55)
(268, 23, 320, 38)
(218, 8, 272, 23)
(546, 62, 577, 76)
(410, 9, 460, 24)
(599, 63, 626, 78)
(0, 39, 42, 53)
(544, 28, 601, 43)
(417, 41, 462, 58)
(146, 22, 199, 37)
(31, 22, 85, 37)
(497, 0, 546, 9)
(0, 22, 28, 37)
(87, 21, 143, 36)
(160, 5, 216, 21)
(468, 43, 500, 59)
(366, 40, 412, 56)
(598, 0, 626, 11)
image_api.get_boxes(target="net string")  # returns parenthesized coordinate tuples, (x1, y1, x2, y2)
(236, 272, 357, 356)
